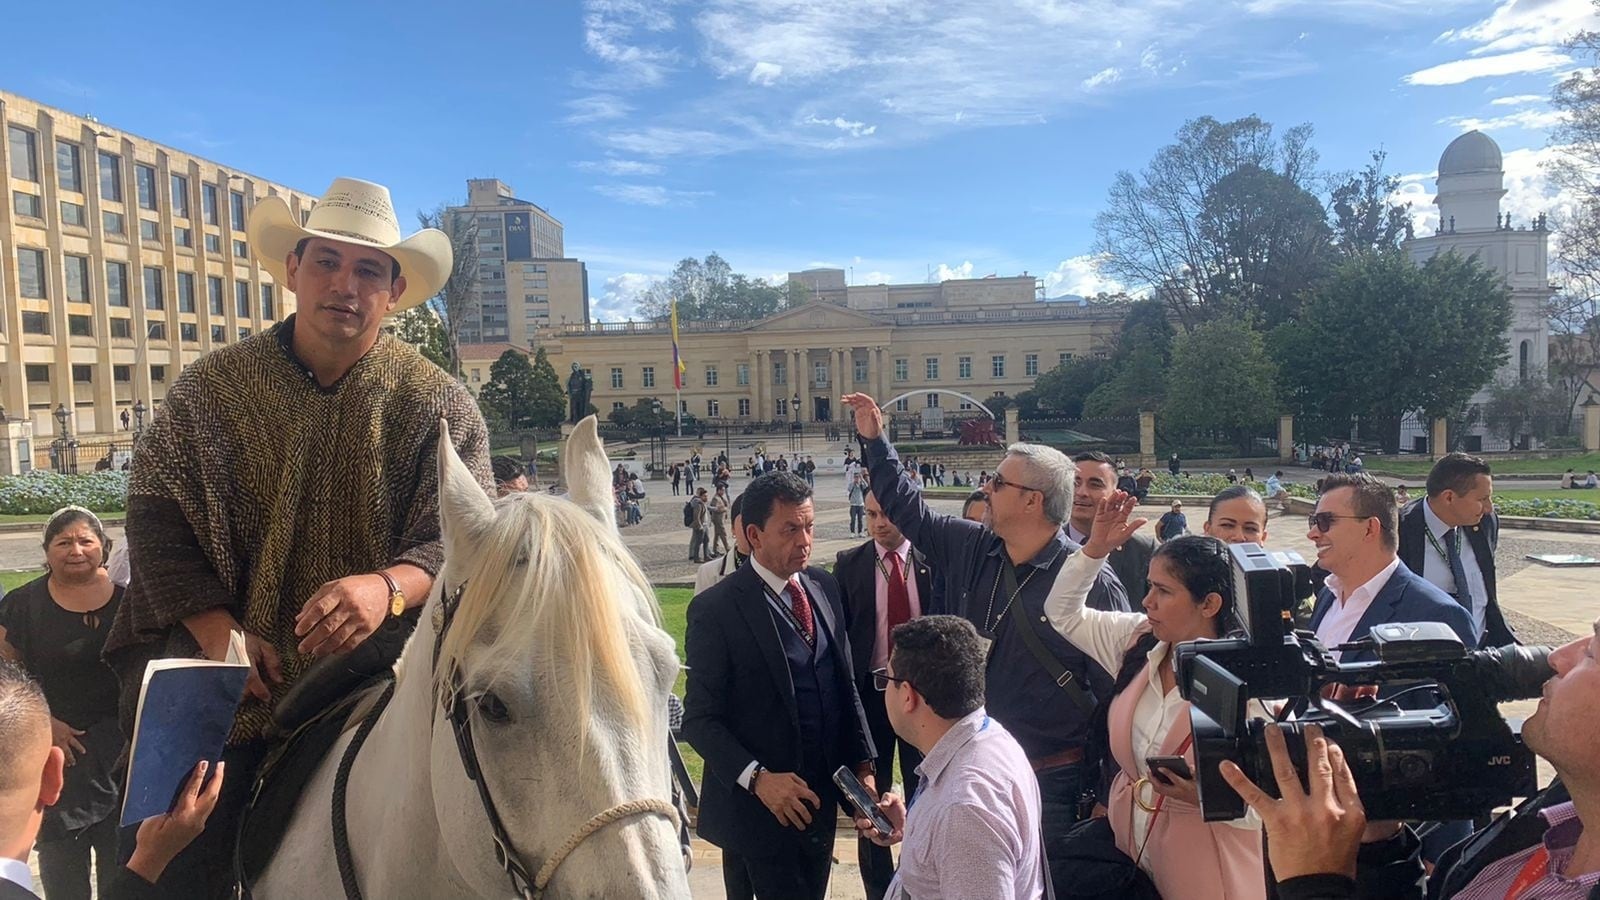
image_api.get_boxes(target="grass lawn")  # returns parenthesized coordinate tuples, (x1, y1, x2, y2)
(656, 587, 703, 785)
(1493, 488, 1599, 503)
(0, 570, 41, 591)
(1369, 453, 1600, 477)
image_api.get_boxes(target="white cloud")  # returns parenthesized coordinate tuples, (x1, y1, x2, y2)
(565, 94, 632, 124)
(1490, 93, 1549, 106)
(594, 272, 661, 322)
(804, 116, 876, 138)
(1440, 107, 1568, 132)
(581, 0, 682, 89)
(1397, 144, 1577, 242)
(1404, 46, 1570, 85)
(1082, 67, 1121, 90)
(1440, 0, 1599, 57)
(603, 125, 753, 157)
(574, 158, 665, 176)
(1042, 254, 1124, 298)
(934, 262, 976, 282)
(748, 61, 783, 85)
(857, 271, 895, 285)
(592, 183, 712, 206)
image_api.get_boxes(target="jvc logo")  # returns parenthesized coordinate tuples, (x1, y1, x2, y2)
(1488, 755, 1514, 766)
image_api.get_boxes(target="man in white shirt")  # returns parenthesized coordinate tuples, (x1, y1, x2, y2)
(1396, 452, 1514, 647)
(854, 615, 1045, 900)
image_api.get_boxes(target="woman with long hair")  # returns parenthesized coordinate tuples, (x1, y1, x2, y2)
(1045, 492, 1266, 900)
(0, 507, 125, 900)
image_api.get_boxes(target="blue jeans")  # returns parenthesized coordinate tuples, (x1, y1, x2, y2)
(850, 505, 865, 534)
(1036, 762, 1088, 883)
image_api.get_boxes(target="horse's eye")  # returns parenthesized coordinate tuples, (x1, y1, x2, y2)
(514, 556, 529, 568)
(474, 691, 511, 724)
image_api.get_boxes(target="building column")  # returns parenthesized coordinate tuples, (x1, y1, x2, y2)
(795, 348, 811, 422)
(1278, 415, 1295, 462)
(786, 349, 800, 420)
(875, 346, 888, 402)
(750, 349, 764, 420)
(841, 347, 855, 396)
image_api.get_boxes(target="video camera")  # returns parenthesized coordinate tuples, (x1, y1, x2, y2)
(1175, 543, 1551, 823)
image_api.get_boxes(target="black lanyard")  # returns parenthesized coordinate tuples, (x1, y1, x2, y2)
(763, 581, 816, 649)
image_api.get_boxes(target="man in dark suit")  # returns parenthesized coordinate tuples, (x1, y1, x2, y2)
(1397, 452, 1516, 648)
(683, 472, 877, 900)
(1069, 452, 1156, 602)
(0, 659, 217, 899)
(835, 488, 935, 900)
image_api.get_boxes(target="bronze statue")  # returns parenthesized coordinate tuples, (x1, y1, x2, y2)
(566, 362, 593, 424)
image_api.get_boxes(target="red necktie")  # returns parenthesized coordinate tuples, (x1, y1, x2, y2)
(786, 577, 815, 642)
(885, 551, 912, 642)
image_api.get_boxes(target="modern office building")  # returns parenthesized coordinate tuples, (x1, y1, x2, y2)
(450, 179, 588, 346)
(0, 90, 315, 449)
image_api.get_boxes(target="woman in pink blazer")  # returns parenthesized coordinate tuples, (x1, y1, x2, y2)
(1046, 493, 1266, 900)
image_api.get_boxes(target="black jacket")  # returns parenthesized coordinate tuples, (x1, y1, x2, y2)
(681, 563, 876, 857)
(1396, 498, 1516, 648)
(834, 540, 936, 691)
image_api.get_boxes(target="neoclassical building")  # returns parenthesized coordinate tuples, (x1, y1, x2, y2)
(538, 274, 1126, 424)
(1403, 129, 1553, 451)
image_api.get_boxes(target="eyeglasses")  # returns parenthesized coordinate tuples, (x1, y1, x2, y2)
(871, 667, 915, 692)
(1306, 512, 1372, 533)
(988, 472, 1044, 495)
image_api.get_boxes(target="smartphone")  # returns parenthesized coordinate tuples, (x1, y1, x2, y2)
(1146, 755, 1192, 785)
(832, 766, 893, 836)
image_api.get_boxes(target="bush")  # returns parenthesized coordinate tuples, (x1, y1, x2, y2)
(0, 471, 129, 515)
(1492, 497, 1600, 521)
(1147, 472, 1318, 500)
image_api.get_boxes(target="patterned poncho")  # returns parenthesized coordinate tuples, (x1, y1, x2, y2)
(104, 316, 493, 743)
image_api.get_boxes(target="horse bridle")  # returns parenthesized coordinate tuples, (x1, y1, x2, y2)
(429, 579, 679, 899)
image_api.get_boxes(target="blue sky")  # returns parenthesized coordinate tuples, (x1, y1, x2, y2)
(1, 0, 1588, 319)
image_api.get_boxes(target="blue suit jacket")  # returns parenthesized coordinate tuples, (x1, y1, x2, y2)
(1308, 562, 1476, 661)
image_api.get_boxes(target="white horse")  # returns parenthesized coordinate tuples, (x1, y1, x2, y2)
(256, 416, 690, 898)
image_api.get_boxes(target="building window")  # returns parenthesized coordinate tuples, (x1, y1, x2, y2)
(1025, 353, 1039, 377)
(238, 327, 251, 340)
(612, 401, 625, 412)
(178, 272, 196, 313)
(71, 365, 92, 383)
(180, 322, 198, 342)
(144, 267, 165, 310)
(207, 277, 224, 315)
(736, 363, 749, 386)
(135, 164, 158, 211)
(64, 255, 90, 303)
(139, 219, 160, 242)
(24, 365, 50, 383)
(110, 318, 132, 339)
(926, 393, 940, 408)
(151, 365, 167, 383)
(705, 365, 718, 387)
(202, 183, 219, 225)
(958, 356, 972, 379)
(60, 201, 86, 227)
(148, 321, 167, 341)
(610, 367, 623, 389)
(1519, 340, 1530, 382)
(98, 151, 122, 201)
(470, 368, 481, 383)
(260, 284, 275, 320)
(7, 126, 38, 181)
(13, 191, 42, 219)
(814, 361, 828, 387)
(102, 211, 125, 235)
(992, 354, 1006, 378)
(230, 191, 246, 230)
(68, 315, 92, 337)
(642, 366, 656, 389)
(21, 312, 50, 335)
(895, 397, 909, 412)
(233, 240, 248, 259)
(738, 398, 750, 417)
(235, 281, 250, 319)
(56, 141, 82, 192)
(211, 325, 225, 343)
(960, 399, 974, 410)
(707, 399, 720, 417)
(113, 365, 132, 383)
(17, 249, 46, 299)
(854, 358, 868, 383)
(204, 233, 221, 253)
(773, 362, 787, 385)
(171, 174, 190, 218)
(776, 398, 788, 417)
(894, 358, 908, 382)
(174, 226, 194, 248)
(1059, 352, 1072, 367)
(925, 357, 940, 380)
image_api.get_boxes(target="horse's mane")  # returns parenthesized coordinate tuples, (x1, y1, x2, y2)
(432, 492, 658, 738)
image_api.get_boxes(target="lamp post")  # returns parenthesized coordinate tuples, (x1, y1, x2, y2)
(52, 403, 73, 474)
(650, 399, 665, 476)
(132, 399, 147, 443)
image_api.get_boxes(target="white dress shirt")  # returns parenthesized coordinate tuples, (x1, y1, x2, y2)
(1418, 500, 1489, 642)
(0, 857, 34, 895)
(1316, 557, 1402, 657)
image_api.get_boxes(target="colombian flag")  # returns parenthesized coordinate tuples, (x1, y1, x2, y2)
(670, 298, 686, 389)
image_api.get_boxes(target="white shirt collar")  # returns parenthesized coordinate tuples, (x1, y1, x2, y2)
(1325, 556, 1402, 608)
(0, 858, 33, 894)
(1067, 523, 1089, 546)
(748, 556, 794, 597)
(1421, 498, 1453, 541)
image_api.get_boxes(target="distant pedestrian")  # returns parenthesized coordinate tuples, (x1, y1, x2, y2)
(671, 463, 682, 496)
(1168, 453, 1181, 476)
(709, 485, 731, 556)
(688, 487, 711, 563)
(848, 474, 867, 535)
(1157, 501, 1188, 542)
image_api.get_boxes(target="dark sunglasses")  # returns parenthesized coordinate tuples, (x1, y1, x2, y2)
(871, 667, 915, 692)
(988, 473, 1044, 495)
(1306, 512, 1371, 533)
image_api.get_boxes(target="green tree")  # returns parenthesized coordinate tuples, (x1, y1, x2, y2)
(637, 254, 786, 321)
(1082, 298, 1174, 415)
(478, 349, 539, 430)
(526, 347, 567, 428)
(1547, 23, 1600, 425)
(1163, 318, 1281, 454)
(1024, 357, 1107, 418)
(415, 205, 481, 377)
(1197, 165, 1333, 328)
(608, 397, 675, 430)
(1277, 250, 1512, 453)
(1482, 367, 1575, 446)
(391, 306, 456, 375)
(1330, 150, 1412, 256)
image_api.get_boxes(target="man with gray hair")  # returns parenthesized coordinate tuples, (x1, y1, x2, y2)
(840, 393, 1128, 877)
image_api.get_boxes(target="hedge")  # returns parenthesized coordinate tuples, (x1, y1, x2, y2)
(0, 471, 129, 515)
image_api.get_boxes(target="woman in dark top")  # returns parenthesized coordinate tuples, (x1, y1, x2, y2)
(0, 507, 124, 900)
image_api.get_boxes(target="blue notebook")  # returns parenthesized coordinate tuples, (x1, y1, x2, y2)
(120, 631, 250, 826)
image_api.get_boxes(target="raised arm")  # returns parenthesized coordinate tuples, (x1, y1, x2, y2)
(1045, 492, 1150, 672)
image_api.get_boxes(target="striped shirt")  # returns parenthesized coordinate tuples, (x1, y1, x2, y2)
(1456, 802, 1597, 899)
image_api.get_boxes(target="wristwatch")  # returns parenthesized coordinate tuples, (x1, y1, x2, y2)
(376, 570, 406, 618)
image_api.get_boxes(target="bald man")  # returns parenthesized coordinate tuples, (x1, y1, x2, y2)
(0, 659, 219, 899)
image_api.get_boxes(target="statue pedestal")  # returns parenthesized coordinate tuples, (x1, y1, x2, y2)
(560, 422, 577, 439)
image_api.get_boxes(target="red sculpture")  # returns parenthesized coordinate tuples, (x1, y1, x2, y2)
(959, 417, 1003, 446)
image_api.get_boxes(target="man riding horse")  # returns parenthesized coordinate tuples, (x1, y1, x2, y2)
(104, 177, 494, 898)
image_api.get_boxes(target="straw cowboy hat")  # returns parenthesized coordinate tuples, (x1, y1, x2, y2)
(247, 177, 453, 314)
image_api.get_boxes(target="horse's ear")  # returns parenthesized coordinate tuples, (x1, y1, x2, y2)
(561, 415, 616, 530)
(437, 419, 495, 548)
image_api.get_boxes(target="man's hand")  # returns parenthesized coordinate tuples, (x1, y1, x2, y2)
(294, 574, 389, 657)
(853, 791, 907, 848)
(185, 609, 280, 702)
(50, 718, 85, 767)
(1218, 723, 1367, 881)
(840, 394, 884, 441)
(1083, 492, 1148, 560)
(752, 770, 822, 830)
(126, 760, 225, 884)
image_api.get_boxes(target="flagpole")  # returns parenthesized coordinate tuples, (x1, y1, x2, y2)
(676, 384, 683, 437)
